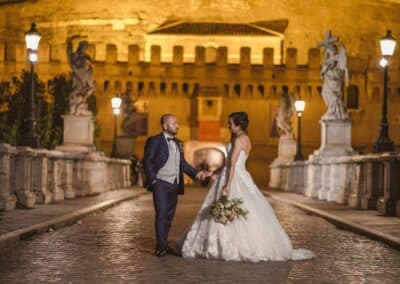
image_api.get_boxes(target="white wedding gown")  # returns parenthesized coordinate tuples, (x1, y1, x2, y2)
(177, 144, 314, 262)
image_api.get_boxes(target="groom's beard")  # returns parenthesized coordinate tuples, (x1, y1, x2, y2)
(166, 128, 178, 136)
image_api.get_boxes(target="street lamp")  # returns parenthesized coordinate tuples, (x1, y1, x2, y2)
(374, 30, 396, 153)
(111, 96, 122, 157)
(22, 22, 41, 148)
(294, 100, 305, 161)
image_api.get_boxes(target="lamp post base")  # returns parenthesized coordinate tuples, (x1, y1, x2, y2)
(373, 140, 394, 153)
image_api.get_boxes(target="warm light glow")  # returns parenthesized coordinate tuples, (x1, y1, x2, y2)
(111, 97, 122, 109)
(28, 52, 38, 63)
(379, 57, 388, 67)
(25, 23, 41, 51)
(113, 108, 121, 115)
(380, 30, 396, 56)
(112, 22, 125, 31)
(295, 100, 305, 113)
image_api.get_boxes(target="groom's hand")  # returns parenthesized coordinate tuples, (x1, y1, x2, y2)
(195, 170, 209, 181)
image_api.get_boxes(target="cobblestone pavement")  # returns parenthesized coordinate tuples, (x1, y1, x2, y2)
(1, 187, 400, 283)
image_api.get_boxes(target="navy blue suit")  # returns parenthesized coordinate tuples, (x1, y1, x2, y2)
(143, 132, 198, 249)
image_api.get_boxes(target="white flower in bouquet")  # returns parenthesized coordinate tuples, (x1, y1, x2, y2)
(209, 195, 249, 225)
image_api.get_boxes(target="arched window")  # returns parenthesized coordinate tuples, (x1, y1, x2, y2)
(171, 82, 178, 96)
(246, 85, 253, 96)
(317, 86, 322, 96)
(149, 82, 155, 96)
(104, 80, 110, 92)
(347, 85, 359, 109)
(258, 85, 264, 97)
(138, 81, 144, 96)
(160, 82, 166, 95)
(270, 85, 277, 98)
(234, 84, 241, 97)
(115, 80, 122, 92)
(224, 84, 229, 96)
(182, 83, 189, 95)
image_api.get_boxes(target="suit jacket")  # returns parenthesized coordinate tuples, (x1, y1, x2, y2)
(143, 132, 198, 195)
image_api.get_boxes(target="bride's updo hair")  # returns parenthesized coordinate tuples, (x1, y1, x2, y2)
(229, 112, 249, 132)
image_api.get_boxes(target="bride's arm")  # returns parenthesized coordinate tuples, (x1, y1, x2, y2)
(223, 138, 243, 195)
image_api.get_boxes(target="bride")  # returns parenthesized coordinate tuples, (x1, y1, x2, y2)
(177, 112, 314, 262)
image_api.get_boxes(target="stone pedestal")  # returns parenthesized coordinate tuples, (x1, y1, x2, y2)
(313, 119, 355, 157)
(115, 136, 135, 158)
(269, 136, 296, 189)
(305, 118, 355, 198)
(56, 115, 96, 153)
(13, 147, 36, 208)
(0, 144, 17, 211)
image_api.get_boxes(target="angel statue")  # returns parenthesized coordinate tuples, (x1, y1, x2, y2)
(120, 88, 138, 137)
(276, 91, 295, 138)
(66, 35, 95, 116)
(317, 30, 349, 120)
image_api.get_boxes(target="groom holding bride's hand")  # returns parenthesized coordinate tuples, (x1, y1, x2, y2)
(143, 114, 210, 257)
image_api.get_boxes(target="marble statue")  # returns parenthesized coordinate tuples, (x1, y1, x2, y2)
(121, 89, 137, 137)
(276, 91, 295, 138)
(318, 30, 349, 120)
(66, 35, 95, 116)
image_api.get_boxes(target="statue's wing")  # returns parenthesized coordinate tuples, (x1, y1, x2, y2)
(337, 44, 349, 86)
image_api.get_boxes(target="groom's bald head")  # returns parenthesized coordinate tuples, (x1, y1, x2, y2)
(161, 114, 179, 135)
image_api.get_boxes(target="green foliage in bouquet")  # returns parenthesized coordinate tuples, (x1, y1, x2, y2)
(209, 195, 249, 225)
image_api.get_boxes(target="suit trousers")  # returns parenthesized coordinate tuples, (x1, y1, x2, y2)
(152, 179, 179, 249)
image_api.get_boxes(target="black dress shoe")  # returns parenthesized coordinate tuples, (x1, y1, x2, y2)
(155, 247, 167, 257)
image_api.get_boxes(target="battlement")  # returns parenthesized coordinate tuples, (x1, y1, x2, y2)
(0, 41, 398, 103)
(0, 41, 325, 67)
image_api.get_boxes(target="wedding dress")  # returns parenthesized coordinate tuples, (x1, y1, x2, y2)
(177, 144, 314, 262)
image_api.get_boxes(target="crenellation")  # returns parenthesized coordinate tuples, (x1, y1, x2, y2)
(308, 48, 321, 68)
(216, 47, 228, 66)
(128, 44, 140, 65)
(285, 48, 297, 69)
(240, 47, 251, 67)
(263, 48, 274, 69)
(150, 45, 161, 65)
(173, 46, 183, 65)
(195, 46, 205, 66)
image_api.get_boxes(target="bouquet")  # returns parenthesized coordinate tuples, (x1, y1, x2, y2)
(208, 195, 249, 225)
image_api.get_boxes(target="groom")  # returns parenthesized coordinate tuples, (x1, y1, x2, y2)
(143, 114, 207, 257)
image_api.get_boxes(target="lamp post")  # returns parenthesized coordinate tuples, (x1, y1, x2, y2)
(22, 23, 41, 148)
(374, 30, 396, 153)
(111, 96, 122, 157)
(294, 100, 305, 161)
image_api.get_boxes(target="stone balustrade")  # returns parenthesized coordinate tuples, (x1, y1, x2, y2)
(0, 143, 132, 211)
(270, 152, 400, 217)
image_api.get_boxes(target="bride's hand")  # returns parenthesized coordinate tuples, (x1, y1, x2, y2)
(222, 186, 229, 196)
